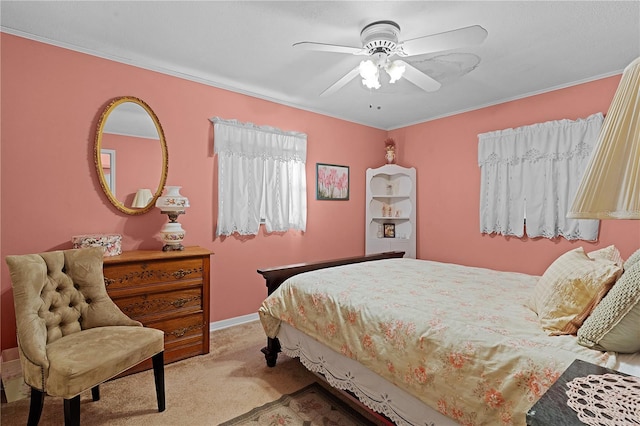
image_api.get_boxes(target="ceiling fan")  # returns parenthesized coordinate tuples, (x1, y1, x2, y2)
(293, 20, 488, 96)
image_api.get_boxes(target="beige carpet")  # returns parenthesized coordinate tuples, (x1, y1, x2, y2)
(1, 320, 380, 425)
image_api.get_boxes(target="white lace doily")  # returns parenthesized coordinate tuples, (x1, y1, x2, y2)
(566, 373, 640, 425)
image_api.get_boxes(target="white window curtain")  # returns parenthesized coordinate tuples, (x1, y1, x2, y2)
(478, 113, 603, 241)
(211, 117, 307, 236)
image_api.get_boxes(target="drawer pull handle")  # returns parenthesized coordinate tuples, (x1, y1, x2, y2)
(172, 328, 188, 338)
(167, 323, 203, 338)
(173, 269, 193, 279)
(171, 298, 188, 308)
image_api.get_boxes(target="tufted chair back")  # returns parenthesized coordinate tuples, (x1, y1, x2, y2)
(6, 247, 165, 425)
(8, 248, 141, 386)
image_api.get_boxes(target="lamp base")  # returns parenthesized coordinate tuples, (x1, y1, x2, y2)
(159, 221, 186, 252)
(162, 243, 185, 252)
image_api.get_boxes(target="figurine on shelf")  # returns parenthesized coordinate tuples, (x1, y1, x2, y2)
(384, 137, 396, 164)
(382, 203, 393, 217)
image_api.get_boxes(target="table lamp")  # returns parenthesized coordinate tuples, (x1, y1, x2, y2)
(156, 186, 190, 251)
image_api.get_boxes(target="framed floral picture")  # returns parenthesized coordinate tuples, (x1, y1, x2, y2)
(316, 163, 349, 200)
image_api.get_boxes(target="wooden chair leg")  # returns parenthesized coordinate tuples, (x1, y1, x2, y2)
(27, 387, 45, 426)
(152, 351, 165, 412)
(63, 395, 80, 426)
(91, 385, 100, 401)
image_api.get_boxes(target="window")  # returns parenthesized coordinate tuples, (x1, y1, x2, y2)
(478, 113, 603, 241)
(211, 117, 307, 237)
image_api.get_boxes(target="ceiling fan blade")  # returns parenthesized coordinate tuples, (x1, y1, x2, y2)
(397, 60, 441, 92)
(398, 25, 488, 56)
(320, 65, 361, 97)
(293, 41, 366, 55)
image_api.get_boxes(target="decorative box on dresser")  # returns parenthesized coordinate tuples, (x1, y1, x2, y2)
(103, 246, 212, 375)
(366, 164, 416, 258)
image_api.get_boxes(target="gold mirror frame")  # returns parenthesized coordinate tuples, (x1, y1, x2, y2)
(94, 96, 168, 215)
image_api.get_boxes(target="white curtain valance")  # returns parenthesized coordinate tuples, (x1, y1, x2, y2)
(212, 117, 307, 161)
(478, 113, 603, 166)
(211, 117, 307, 237)
(478, 113, 603, 241)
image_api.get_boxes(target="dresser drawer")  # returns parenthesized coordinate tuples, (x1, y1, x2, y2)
(104, 257, 204, 290)
(148, 312, 206, 345)
(112, 287, 203, 320)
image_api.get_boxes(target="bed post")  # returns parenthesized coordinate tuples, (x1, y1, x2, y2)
(257, 251, 405, 367)
(260, 337, 281, 367)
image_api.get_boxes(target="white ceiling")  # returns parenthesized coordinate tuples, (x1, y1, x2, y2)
(2, 1, 639, 130)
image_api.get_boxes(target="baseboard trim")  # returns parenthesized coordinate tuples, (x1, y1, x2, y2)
(209, 313, 260, 332)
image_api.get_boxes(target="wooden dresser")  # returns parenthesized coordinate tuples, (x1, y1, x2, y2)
(103, 246, 211, 374)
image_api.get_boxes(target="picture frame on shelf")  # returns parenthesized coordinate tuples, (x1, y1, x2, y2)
(316, 163, 349, 200)
(383, 223, 395, 238)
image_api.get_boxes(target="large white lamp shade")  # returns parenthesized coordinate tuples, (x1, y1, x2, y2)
(568, 57, 640, 220)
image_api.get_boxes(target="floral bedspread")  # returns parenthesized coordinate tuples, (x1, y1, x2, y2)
(259, 258, 616, 426)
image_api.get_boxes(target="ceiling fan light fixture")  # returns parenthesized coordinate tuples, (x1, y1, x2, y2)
(306, 20, 485, 96)
(385, 60, 406, 83)
(360, 20, 400, 55)
(359, 60, 380, 89)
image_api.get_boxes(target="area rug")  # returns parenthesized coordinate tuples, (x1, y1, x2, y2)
(218, 382, 378, 425)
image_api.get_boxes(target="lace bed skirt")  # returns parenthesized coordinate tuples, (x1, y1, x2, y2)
(277, 323, 457, 426)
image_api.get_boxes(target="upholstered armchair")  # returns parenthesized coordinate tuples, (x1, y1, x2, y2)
(6, 247, 166, 426)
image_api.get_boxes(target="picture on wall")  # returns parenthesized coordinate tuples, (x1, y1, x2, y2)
(316, 163, 349, 200)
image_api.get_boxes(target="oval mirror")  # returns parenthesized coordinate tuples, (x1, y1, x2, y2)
(95, 96, 168, 215)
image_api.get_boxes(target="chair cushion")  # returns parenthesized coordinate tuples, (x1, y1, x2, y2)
(45, 326, 164, 398)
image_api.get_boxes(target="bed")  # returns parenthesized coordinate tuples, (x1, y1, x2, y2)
(257, 250, 640, 425)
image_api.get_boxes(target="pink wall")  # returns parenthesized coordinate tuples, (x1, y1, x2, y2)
(2, 34, 639, 352)
(0, 34, 387, 350)
(391, 76, 640, 274)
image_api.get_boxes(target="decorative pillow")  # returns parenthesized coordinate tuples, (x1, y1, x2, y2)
(588, 245, 624, 266)
(577, 260, 640, 353)
(624, 248, 640, 271)
(533, 247, 623, 335)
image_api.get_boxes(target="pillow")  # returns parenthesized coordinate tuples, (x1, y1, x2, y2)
(578, 260, 640, 353)
(624, 248, 640, 271)
(533, 247, 623, 335)
(588, 245, 624, 266)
